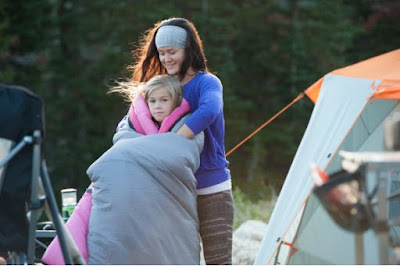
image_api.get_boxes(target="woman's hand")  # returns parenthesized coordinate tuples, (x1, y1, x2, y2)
(176, 124, 195, 139)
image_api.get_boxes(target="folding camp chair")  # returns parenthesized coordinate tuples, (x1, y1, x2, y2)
(0, 83, 84, 264)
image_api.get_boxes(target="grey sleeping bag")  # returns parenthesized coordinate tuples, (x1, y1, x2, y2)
(86, 115, 204, 264)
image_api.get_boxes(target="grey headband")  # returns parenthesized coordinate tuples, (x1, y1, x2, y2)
(155, 25, 187, 49)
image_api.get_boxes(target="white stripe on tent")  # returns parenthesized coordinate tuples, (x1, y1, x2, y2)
(254, 74, 377, 265)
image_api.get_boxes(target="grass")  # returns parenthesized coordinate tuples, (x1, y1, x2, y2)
(231, 169, 283, 229)
(232, 186, 276, 230)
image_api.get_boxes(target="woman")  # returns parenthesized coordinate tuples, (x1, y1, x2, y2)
(126, 17, 234, 264)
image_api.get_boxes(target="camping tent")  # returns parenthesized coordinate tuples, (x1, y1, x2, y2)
(254, 49, 400, 265)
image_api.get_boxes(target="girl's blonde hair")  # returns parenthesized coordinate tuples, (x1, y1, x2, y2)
(110, 75, 183, 109)
(142, 75, 183, 109)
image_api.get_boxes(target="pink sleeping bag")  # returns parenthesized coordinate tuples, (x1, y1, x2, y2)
(42, 186, 92, 264)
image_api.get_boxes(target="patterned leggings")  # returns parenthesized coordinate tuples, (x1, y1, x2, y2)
(197, 190, 235, 265)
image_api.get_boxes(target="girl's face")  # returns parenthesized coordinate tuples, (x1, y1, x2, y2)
(147, 87, 174, 123)
(158, 47, 185, 78)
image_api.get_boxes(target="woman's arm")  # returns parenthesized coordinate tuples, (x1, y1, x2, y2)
(176, 124, 195, 139)
(181, 74, 223, 138)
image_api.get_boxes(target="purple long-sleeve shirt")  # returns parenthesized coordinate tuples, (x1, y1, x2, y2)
(183, 72, 231, 189)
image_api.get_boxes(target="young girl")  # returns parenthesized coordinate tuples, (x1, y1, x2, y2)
(121, 74, 190, 135)
(144, 75, 185, 127)
(42, 75, 194, 265)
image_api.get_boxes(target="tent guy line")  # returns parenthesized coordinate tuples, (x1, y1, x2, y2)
(225, 92, 306, 157)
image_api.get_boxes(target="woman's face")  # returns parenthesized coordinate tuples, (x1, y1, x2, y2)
(158, 46, 185, 78)
(147, 87, 174, 123)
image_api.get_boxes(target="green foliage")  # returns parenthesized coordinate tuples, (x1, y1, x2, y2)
(233, 186, 275, 230)
(222, 0, 359, 187)
(1, 0, 400, 199)
(344, 0, 400, 61)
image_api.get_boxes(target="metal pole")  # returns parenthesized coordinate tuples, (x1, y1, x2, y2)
(355, 232, 364, 264)
(27, 131, 41, 264)
(377, 171, 389, 265)
(40, 160, 74, 265)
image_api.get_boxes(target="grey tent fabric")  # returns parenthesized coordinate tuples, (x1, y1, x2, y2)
(254, 75, 377, 264)
(86, 116, 204, 265)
